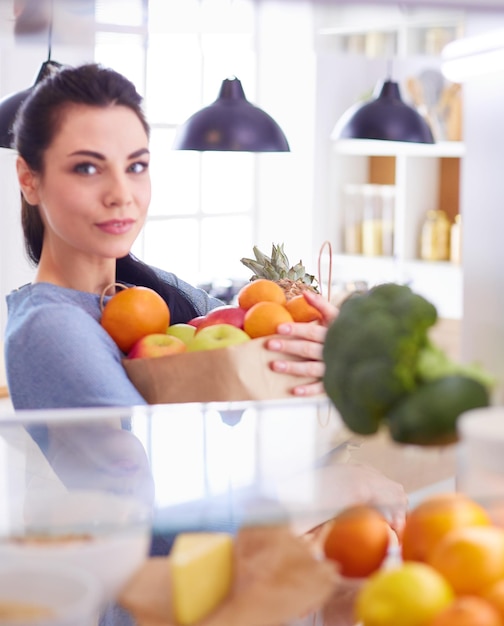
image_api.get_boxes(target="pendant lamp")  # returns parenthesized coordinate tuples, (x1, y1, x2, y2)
(0, 0, 63, 149)
(173, 76, 290, 152)
(332, 79, 434, 144)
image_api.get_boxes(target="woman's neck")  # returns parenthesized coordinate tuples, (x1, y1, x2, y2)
(35, 254, 117, 296)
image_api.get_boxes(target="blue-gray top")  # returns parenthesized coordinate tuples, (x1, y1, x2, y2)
(4, 268, 221, 410)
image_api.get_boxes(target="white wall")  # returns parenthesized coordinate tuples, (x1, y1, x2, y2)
(0, 4, 95, 338)
(460, 9, 504, 401)
(0, 151, 34, 336)
(0, 46, 44, 337)
(255, 0, 317, 271)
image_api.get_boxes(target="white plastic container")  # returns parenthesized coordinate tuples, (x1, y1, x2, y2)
(457, 406, 504, 513)
(0, 490, 151, 603)
(0, 563, 101, 626)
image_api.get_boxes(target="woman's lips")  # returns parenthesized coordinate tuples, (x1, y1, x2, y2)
(96, 219, 135, 235)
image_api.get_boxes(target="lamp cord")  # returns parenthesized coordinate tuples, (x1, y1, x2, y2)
(47, 0, 54, 61)
(386, 57, 393, 79)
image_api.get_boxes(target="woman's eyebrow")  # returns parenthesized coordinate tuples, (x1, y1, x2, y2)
(68, 150, 105, 159)
(67, 148, 150, 159)
(129, 148, 150, 159)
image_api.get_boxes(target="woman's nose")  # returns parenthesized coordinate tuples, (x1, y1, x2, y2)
(103, 171, 133, 207)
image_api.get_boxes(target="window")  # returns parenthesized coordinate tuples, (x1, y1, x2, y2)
(94, 0, 256, 287)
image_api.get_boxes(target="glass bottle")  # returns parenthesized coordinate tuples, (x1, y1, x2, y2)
(420, 209, 451, 261)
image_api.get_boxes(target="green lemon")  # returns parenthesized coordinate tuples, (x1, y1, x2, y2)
(355, 562, 454, 626)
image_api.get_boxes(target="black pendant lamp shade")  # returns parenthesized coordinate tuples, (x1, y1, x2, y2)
(173, 77, 290, 152)
(0, 60, 63, 149)
(333, 79, 434, 144)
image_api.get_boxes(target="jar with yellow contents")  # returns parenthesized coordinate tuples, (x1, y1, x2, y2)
(420, 209, 451, 261)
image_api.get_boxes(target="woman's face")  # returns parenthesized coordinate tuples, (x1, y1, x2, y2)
(18, 103, 151, 264)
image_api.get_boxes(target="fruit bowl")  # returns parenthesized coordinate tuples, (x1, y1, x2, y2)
(0, 489, 151, 603)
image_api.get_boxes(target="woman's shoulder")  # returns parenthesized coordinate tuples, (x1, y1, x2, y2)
(5, 283, 120, 361)
(7, 282, 103, 322)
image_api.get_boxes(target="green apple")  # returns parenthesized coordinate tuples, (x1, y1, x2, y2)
(166, 323, 197, 346)
(186, 323, 251, 352)
(128, 333, 187, 359)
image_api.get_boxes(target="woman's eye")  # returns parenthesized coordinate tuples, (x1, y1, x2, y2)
(74, 162, 98, 175)
(128, 161, 149, 174)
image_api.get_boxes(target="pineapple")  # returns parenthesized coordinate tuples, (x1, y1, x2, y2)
(240, 243, 319, 301)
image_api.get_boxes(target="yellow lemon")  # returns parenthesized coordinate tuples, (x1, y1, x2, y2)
(355, 562, 454, 626)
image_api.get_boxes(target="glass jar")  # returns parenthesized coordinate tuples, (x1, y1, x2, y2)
(420, 209, 451, 261)
(379, 185, 395, 257)
(450, 214, 462, 264)
(342, 184, 363, 254)
(361, 185, 383, 256)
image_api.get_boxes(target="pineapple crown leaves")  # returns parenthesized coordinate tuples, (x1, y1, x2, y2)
(240, 243, 319, 289)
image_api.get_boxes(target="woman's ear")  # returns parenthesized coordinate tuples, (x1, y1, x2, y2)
(16, 156, 40, 205)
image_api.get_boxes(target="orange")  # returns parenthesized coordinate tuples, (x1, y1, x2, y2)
(237, 279, 286, 310)
(401, 493, 491, 563)
(101, 286, 170, 353)
(483, 579, 504, 621)
(323, 505, 390, 578)
(284, 294, 322, 323)
(427, 525, 504, 595)
(243, 301, 294, 338)
(428, 596, 504, 626)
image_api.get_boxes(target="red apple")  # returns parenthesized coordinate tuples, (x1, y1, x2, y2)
(187, 315, 206, 328)
(128, 333, 187, 359)
(195, 306, 247, 332)
(187, 324, 251, 352)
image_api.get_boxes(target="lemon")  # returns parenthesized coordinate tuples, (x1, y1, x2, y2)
(355, 562, 454, 626)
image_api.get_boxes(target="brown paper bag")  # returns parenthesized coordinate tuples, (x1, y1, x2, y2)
(119, 525, 337, 626)
(123, 336, 319, 404)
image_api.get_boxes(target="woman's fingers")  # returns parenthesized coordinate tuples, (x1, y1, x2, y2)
(267, 336, 325, 361)
(267, 338, 326, 396)
(292, 380, 326, 397)
(303, 291, 339, 326)
(264, 294, 339, 397)
(270, 352, 325, 377)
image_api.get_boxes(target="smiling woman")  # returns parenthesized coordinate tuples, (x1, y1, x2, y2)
(4, 63, 222, 411)
(4, 61, 336, 410)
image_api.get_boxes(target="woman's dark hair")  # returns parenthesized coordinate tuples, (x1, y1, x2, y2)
(13, 63, 197, 323)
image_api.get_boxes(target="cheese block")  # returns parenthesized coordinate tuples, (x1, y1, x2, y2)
(171, 532, 233, 625)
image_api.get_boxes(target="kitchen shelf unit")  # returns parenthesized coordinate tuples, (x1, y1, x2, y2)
(314, 4, 465, 58)
(326, 138, 465, 319)
(313, 4, 466, 319)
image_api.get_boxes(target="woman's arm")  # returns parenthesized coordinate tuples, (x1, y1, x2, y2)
(6, 303, 147, 410)
(265, 290, 338, 397)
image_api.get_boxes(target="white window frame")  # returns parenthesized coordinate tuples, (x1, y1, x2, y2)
(93, 0, 259, 288)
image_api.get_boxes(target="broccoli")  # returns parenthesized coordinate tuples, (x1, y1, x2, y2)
(322, 283, 492, 445)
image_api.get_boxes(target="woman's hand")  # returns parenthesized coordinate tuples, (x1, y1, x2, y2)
(265, 290, 339, 397)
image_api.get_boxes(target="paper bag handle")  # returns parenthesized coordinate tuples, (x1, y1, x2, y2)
(317, 240, 333, 303)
